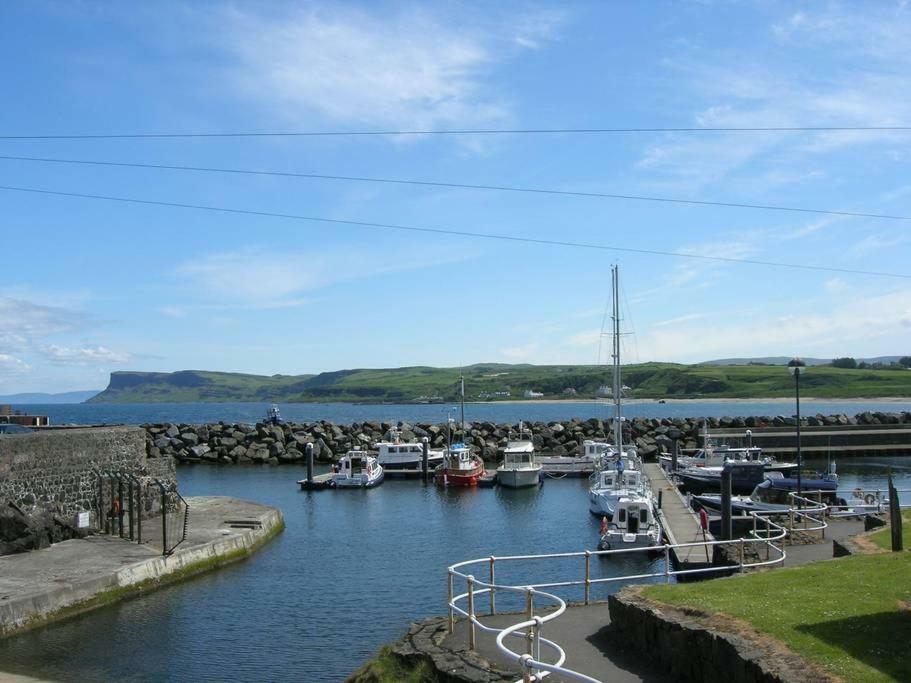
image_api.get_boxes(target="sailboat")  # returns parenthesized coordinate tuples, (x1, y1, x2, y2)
(589, 266, 662, 550)
(435, 371, 485, 487)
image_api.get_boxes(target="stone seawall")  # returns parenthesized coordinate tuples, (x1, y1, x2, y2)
(141, 411, 911, 466)
(1, 427, 176, 521)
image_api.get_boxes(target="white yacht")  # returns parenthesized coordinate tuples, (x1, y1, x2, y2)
(375, 429, 445, 470)
(496, 425, 541, 488)
(598, 494, 663, 550)
(330, 448, 385, 488)
(538, 439, 615, 477)
(589, 449, 645, 518)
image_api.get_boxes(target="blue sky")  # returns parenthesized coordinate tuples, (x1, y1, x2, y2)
(1, 1, 910, 393)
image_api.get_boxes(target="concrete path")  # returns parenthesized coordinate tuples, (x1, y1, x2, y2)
(443, 515, 869, 682)
(0, 496, 282, 638)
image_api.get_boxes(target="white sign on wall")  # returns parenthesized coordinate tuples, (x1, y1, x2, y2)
(76, 511, 91, 528)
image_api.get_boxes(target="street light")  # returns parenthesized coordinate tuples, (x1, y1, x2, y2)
(788, 358, 807, 497)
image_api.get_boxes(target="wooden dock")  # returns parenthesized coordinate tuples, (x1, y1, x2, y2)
(643, 463, 715, 570)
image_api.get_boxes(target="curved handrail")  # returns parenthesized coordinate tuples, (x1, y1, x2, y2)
(448, 511, 790, 682)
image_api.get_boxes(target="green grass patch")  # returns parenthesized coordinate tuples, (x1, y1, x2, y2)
(643, 553, 911, 682)
(870, 510, 911, 551)
(347, 646, 438, 683)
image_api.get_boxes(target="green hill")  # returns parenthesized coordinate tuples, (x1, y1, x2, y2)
(86, 363, 911, 403)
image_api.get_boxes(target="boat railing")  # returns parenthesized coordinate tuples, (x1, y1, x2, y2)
(447, 512, 789, 682)
(827, 487, 910, 517)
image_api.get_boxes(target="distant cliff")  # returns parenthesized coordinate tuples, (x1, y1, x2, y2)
(86, 363, 911, 403)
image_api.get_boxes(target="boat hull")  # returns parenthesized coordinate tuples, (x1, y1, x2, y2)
(378, 455, 444, 470)
(537, 456, 595, 476)
(598, 528, 662, 550)
(497, 467, 542, 488)
(332, 469, 385, 489)
(434, 465, 485, 487)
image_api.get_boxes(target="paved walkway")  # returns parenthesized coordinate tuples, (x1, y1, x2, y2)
(443, 514, 869, 681)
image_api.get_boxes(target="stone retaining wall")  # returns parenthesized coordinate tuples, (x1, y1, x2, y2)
(1, 427, 175, 522)
(141, 411, 911, 465)
(608, 586, 834, 682)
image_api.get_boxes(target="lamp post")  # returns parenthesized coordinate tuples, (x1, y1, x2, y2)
(788, 358, 807, 497)
(746, 429, 752, 450)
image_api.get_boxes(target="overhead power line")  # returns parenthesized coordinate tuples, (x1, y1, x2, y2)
(1, 154, 908, 221)
(0, 126, 910, 140)
(0, 183, 907, 280)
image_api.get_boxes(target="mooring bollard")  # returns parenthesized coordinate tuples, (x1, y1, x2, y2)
(421, 437, 429, 483)
(658, 489, 663, 509)
(721, 465, 733, 541)
(305, 443, 314, 483)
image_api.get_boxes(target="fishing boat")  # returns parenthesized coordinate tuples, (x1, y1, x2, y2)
(329, 448, 385, 488)
(588, 265, 654, 520)
(496, 424, 541, 488)
(538, 439, 614, 477)
(375, 429, 445, 470)
(435, 442, 485, 487)
(659, 424, 798, 475)
(598, 494, 663, 550)
(677, 462, 768, 495)
(434, 371, 486, 487)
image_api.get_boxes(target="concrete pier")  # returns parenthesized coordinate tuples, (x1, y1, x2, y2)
(0, 496, 283, 638)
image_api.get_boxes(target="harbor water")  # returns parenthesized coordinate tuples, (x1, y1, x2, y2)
(18, 399, 911, 427)
(0, 454, 908, 682)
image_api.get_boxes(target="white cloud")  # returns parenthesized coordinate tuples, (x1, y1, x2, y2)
(852, 234, 909, 256)
(175, 246, 467, 308)
(40, 345, 131, 366)
(0, 354, 31, 375)
(651, 313, 711, 328)
(0, 297, 90, 346)
(218, 6, 559, 132)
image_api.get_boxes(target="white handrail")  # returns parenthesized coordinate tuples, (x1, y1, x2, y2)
(448, 511, 790, 682)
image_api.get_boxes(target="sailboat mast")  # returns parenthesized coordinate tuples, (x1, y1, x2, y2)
(460, 370, 466, 434)
(612, 265, 623, 452)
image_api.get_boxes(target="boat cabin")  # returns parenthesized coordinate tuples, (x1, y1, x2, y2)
(378, 443, 424, 457)
(591, 466, 641, 491)
(614, 498, 651, 535)
(501, 450, 536, 469)
(446, 444, 476, 471)
(581, 440, 613, 460)
(339, 449, 375, 478)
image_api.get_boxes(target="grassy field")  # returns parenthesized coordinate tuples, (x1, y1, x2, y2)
(642, 553, 911, 682)
(870, 510, 911, 551)
(88, 362, 911, 403)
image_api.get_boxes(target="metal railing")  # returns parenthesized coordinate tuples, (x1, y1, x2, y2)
(448, 512, 790, 683)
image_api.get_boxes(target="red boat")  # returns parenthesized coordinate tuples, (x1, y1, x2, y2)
(434, 443, 485, 487)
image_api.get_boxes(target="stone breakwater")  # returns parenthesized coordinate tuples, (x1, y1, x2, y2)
(142, 411, 911, 465)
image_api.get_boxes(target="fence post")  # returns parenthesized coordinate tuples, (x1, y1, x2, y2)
(489, 556, 496, 615)
(664, 545, 671, 583)
(467, 576, 476, 650)
(525, 588, 535, 656)
(739, 538, 745, 573)
(533, 615, 543, 666)
(159, 482, 168, 555)
(108, 476, 115, 535)
(447, 571, 454, 633)
(583, 550, 592, 604)
(136, 477, 143, 544)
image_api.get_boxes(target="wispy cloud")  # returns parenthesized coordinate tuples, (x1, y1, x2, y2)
(218, 5, 561, 133)
(0, 353, 31, 376)
(40, 345, 131, 366)
(0, 297, 92, 350)
(852, 233, 909, 256)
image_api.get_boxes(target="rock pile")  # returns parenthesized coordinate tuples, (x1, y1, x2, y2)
(143, 411, 911, 466)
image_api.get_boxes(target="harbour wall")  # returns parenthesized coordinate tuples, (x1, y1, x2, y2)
(1, 427, 176, 524)
(140, 411, 911, 465)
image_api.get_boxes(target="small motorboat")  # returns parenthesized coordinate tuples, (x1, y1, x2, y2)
(375, 428, 445, 471)
(598, 494, 663, 550)
(677, 462, 768, 495)
(692, 491, 792, 516)
(496, 430, 541, 488)
(329, 448, 385, 488)
(435, 443, 485, 487)
(537, 439, 614, 477)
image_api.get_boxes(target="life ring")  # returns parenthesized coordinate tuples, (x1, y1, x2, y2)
(863, 493, 876, 505)
(852, 487, 864, 499)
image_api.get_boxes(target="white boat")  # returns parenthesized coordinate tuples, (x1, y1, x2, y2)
(589, 450, 646, 518)
(497, 425, 541, 488)
(659, 424, 798, 475)
(598, 494, 663, 550)
(375, 429, 445, 470)
(330, 448, 385, 488)
(538, 439, 615, 477)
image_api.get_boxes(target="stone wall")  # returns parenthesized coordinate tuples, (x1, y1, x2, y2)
(0, 427, 176, 524)
(608, 587, 834, 682)
(141, 411, 911, 466)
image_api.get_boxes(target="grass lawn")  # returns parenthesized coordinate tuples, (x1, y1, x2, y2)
(870, 510, 911, 551)
(347, 646, 437, 683)
(642, 553, 911, 682)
